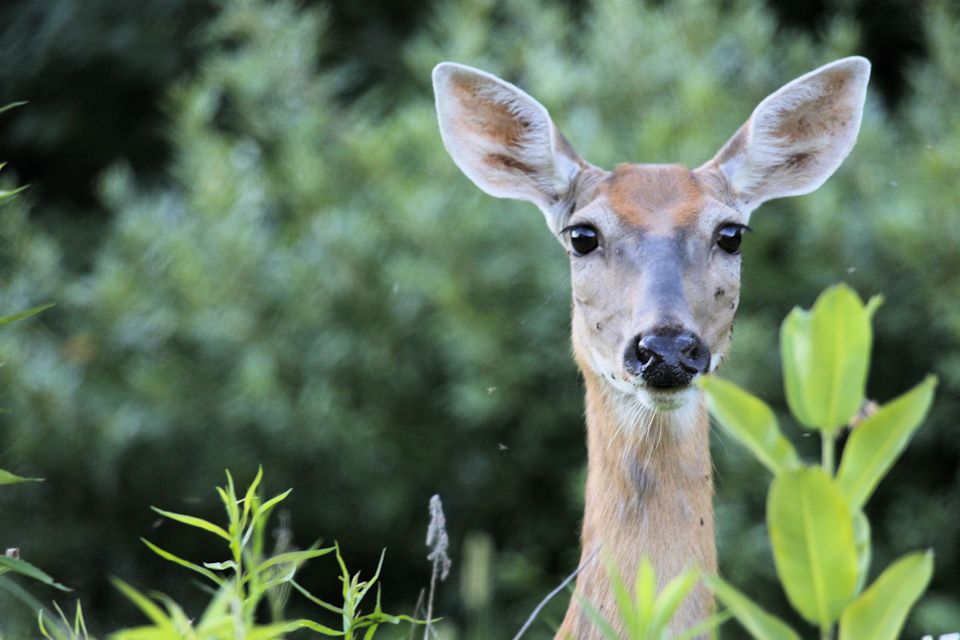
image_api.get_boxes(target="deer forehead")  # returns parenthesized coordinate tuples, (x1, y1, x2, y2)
(600, 164, 711, 234)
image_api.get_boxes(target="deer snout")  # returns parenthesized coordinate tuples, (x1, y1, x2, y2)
(624, 327, 711, 389)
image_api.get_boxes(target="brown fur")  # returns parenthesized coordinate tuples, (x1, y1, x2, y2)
(605, 164, 706, 232)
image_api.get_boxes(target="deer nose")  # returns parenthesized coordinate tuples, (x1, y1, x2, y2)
(624, 327, 711, 389)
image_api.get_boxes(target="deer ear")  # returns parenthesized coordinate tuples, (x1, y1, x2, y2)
(701, 57, 870, 212)
(432, 62, 586, 226)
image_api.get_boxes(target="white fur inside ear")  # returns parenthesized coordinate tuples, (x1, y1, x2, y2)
(432, 62, 582, 215)
(722, 57, 871, 209)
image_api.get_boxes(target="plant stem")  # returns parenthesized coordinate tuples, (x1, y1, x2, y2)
(821, 624, 834, 640)
(822, 435, 836, 475)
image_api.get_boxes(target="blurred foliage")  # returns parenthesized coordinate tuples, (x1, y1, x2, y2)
(0, 0, 958, 638)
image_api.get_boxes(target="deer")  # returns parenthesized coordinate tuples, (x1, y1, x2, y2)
(432, 57, 870, 638)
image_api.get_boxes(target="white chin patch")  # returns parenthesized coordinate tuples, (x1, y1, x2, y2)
(601, 374, 703, 439)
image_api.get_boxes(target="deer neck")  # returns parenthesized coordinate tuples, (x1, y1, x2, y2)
(558, 372, 716, 639)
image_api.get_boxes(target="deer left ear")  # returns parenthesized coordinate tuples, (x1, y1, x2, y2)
(701, 57, 870, 213)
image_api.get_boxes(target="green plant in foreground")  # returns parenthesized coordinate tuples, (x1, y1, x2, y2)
(700, 284, 937, 640)
(0, 304, 64, 605)
(104, 468, 422, 639)
(578, 558, 729, 640)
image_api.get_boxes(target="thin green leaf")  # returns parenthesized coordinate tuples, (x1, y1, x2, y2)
(0, 468, 43, 485)
(291, 579, 345, 615)
(0, 184, 29, 201)
(575, 589, 621, 640)
(248, 619, 344, 637)
(650, 567, 699, 633)
(673, 611, 732, 640)
(839, 550, 934, 640)
(704, 574, 800, 640)
(241, 465, 264, 527)
(141, 538, 222, 584)
(256, 546, 335, 573)
(150, 507, 230, 541)
(112, 578, 174, 629)
(0, 101, 27, 115)
(700, 376, 800, 474)
(837, 376, 937, 510)
(0, 555, 70, 591)
(767, 467, 858, 626)
(254, 488, 292, 519)
(633, 556, 656, 633)
(0, 303, 54, 328)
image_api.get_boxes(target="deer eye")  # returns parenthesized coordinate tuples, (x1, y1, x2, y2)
(716, 223, 749, 255)
(565, 225, 600, 256)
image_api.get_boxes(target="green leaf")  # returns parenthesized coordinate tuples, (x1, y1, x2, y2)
(650, 567, 699, 633)
(839, 550, 934, 640)
(781, 306, 817, 428)
(111, 578, 174, 629)
(704, 574, 800, 640)
(813, 285, 875, 432)
(0, 101, 27, 116)
(767, 466, 858, 626)
(781, 284, 873, 433)
(0, 556, 70, 591)
(256, 546, 334, 573)
(140, 538, 222, 584)
(0, 303, 54, 328)
(700, 376, 800, 474)
(852, 509, 871, 596)
(150, 507, 231, 541)
(0, 468, 43, 485)
(837, 375, 937, 510)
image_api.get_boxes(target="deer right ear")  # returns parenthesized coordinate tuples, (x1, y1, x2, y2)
(701, 57, 871, 214)
(432, 62, 586, 227)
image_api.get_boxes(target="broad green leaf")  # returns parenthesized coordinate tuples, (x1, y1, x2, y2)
(839, 551, 934, 640)
(140, 538, 222, 584)
(809, 284, 873, 433)
(780, 306, 817, 428)
(150, 507, 230, 541)
(0, 468, 43, 485)
(0, 303, 54, 328)
(704, 574, 800, 640)
(837, 375, 937, 510)
(852, 509, 871, 596)
(781, 285, 874, 433)
(768, 466, 858, 625)
(700, 376, 800, 474)
(0, 556, 70, 591)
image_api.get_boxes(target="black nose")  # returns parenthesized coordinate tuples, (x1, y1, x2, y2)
(624, 327, 711, 389)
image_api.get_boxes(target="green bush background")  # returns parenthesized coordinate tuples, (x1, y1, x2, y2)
(1, 0, 958, 636)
